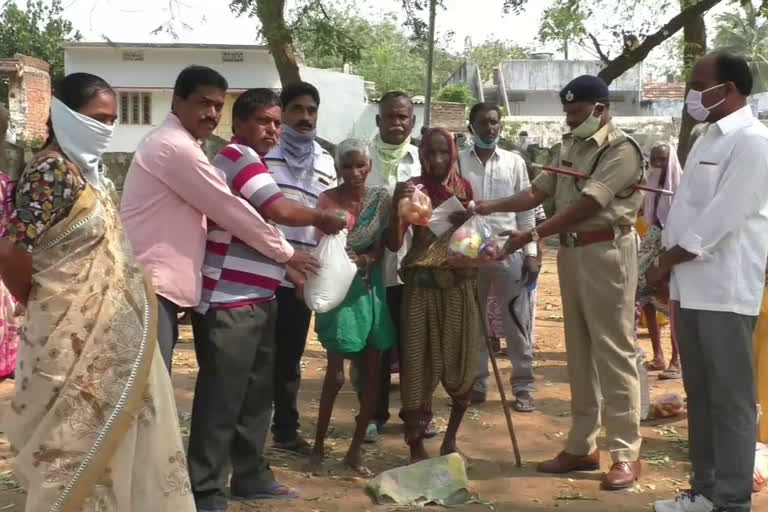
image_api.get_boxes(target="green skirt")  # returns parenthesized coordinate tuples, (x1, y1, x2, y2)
(315, 261, 396, 357)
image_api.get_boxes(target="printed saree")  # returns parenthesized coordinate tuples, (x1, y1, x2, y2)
(6, 170, 194, 511)
(316, 186, 395, 356)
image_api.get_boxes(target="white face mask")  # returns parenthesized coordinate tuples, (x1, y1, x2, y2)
(50, 97, 114, 189)
(685, 83, 726, 122)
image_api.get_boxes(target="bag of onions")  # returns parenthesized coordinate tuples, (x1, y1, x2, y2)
(398, 185, 433, 226)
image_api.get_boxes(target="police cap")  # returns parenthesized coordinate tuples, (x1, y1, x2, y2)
(560, 75, 610, 105)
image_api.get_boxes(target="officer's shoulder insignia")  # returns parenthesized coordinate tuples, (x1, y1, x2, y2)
(565, 90, 574, 102)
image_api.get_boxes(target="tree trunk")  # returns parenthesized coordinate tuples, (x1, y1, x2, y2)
(597, 0, 722, 85)
(256, 0, 301, 86)
(677, 0, 707, 166)
(564, 40, 569, 60)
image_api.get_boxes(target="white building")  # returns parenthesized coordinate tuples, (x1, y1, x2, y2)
(62, 42, 368, 153)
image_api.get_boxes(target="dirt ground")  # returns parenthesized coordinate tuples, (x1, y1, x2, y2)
(0, 249, 766, 511)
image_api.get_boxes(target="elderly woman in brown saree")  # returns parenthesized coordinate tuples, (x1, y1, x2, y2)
(0, 73, 194, 511)
(388, 127, 482, 464)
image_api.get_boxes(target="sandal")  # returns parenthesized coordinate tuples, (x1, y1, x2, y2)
(273, 436, 313, 455)
(512, 391, 535, 413)
(232, 482, 299, 501)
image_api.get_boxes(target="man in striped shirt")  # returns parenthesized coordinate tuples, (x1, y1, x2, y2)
(187, 89, 344, 511)
(264, 82, 338, 453)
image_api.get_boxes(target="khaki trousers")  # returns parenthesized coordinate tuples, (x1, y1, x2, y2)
(557, 232, 642, 462)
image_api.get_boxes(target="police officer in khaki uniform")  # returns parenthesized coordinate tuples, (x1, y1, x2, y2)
(473, 75, 643, 490)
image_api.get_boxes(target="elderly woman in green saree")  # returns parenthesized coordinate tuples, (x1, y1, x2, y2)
(309, 139, 395, 477)
(0, 73, 194, 511)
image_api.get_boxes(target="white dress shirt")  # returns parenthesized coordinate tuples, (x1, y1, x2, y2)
(366, 143, 421, 287)
(459, 146, 537, 256)
(662, 105, 768, 316)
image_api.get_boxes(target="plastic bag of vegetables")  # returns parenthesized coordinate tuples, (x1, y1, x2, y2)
(398, 185, 432, 226)
(448, 215, 503, 261)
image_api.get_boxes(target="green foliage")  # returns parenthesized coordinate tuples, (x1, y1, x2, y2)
(538, 0, 587, 59)
(0, 0, 82, 106)
(713, 1, 768, 92)
(435, 83, 475, 106)
(293, 4, 463, 97)
(0, 0, 81, 80)
(466, 37, 528, 81)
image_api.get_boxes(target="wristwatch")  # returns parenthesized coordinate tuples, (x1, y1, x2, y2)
(530, 228, 541, 242)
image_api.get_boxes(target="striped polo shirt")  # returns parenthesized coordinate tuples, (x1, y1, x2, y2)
(264, 140, 337, 287)
(196, 138, 287, 313)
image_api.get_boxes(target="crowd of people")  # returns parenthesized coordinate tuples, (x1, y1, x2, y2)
(0, 49, 765, 512)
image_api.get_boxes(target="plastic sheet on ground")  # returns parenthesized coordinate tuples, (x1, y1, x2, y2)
(367, 453, 484, 508)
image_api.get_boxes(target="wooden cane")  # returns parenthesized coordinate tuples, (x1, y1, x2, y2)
(531, 163, 674, 196)
(476, 289, 523, 467)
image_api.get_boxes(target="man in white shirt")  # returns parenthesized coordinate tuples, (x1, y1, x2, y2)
(459, 102, 539, 411)
(357, 91, 425, 441)
(649, 52, 768, 512)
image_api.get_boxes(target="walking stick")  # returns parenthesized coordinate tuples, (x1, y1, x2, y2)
(476, 288, 523, 467)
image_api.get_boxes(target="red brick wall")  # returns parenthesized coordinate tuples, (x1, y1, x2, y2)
(22, 70, 51, 143)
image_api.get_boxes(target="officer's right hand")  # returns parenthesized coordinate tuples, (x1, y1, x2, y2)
(471, 200, 494, 216)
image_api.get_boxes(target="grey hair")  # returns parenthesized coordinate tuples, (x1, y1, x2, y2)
(651, 141, 671, 152)
(335, 138, 370, 168)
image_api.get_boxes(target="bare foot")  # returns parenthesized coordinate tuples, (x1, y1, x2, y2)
(667, 360, 681, 373)
(409, 442, 430, 464)
(309, 450, 324, 470)
(440, 439, 468, 465)
(344, 451, 373, 478)
(644, 358, 665, 372)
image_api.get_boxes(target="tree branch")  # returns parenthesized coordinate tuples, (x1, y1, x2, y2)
(587, 32, 610, 63)
(598, 0, 723, 85)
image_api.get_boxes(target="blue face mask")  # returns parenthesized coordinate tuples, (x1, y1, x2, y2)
(473, 134, 499, 150)
(470, 125, 499, 150)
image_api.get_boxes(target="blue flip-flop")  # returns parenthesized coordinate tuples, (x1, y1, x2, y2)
(231, 482, 299, 501)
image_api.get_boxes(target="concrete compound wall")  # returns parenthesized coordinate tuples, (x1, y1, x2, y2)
(502, 115, 682, 155)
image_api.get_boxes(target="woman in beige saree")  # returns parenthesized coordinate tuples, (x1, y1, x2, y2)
(0, 73, 194, 511)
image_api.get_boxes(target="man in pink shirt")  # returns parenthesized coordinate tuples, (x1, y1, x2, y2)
(120, 66, 316, 371)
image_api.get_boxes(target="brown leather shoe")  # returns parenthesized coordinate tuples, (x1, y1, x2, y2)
(537, 451, 600, 474)
(602, 461, 641, 490)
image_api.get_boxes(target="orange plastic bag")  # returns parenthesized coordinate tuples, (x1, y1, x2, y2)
(398, 185, 432, 226)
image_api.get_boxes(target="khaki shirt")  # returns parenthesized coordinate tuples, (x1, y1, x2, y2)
(532, 121, 644, 231)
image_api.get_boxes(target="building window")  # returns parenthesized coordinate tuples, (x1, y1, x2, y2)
(119, 92, 152, 125)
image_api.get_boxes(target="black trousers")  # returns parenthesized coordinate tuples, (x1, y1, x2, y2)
(156, 294, 180, 372)
(188, 301, 278, 510)
(271, 287, 313, 443)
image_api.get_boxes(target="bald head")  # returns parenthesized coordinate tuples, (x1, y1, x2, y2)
(689, 51, 751, 122)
